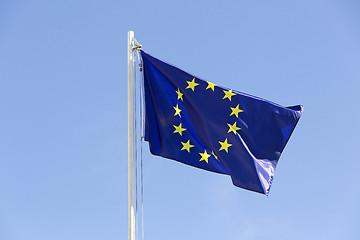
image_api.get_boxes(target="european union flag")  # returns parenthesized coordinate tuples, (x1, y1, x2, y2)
(140, 50, 303, 195)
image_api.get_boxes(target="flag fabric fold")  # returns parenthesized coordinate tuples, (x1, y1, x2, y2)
(140, 50, 303, 195)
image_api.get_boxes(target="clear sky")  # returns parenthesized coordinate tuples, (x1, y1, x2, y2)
(1, 1, 359, 239)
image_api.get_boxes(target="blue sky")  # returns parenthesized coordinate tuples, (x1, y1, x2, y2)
(1, 1, 359, 239)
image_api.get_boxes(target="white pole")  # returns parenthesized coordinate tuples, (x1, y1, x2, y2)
(128, 30, 136, 240)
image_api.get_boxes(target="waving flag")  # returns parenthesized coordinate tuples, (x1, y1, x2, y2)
(140, 50, 302, 195)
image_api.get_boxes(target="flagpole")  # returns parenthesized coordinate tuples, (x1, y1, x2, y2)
(128, 30, 136, 240)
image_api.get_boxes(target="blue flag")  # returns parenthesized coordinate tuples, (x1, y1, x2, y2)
(140, 50, 303, 195)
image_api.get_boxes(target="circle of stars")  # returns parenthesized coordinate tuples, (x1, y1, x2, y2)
(172, 77, 244, 165)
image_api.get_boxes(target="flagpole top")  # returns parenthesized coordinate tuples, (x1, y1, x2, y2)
(128, 31, 142, 51)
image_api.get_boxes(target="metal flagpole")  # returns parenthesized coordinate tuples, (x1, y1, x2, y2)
(128, 30, 136, 240)
(128, 30, 142, 240)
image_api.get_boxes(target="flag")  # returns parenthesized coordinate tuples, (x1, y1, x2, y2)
(140, 50, 303, 195)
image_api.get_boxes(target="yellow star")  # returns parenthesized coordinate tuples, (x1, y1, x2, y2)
(199, 150, 211, 163)
(227, 122, 241, 135)
(173, 123, 186, 136)
(230, 104, 243, 117)
(176, 88, 183, 101)
(181, 140, 194, 153)
(219, 138, 232, 153)
(223, 90, 236, 101)
(212, 151, 219, 161)
(186, 78, 199, 91)
(173, 104, 182, 117)
(206, 82, 216, 91)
